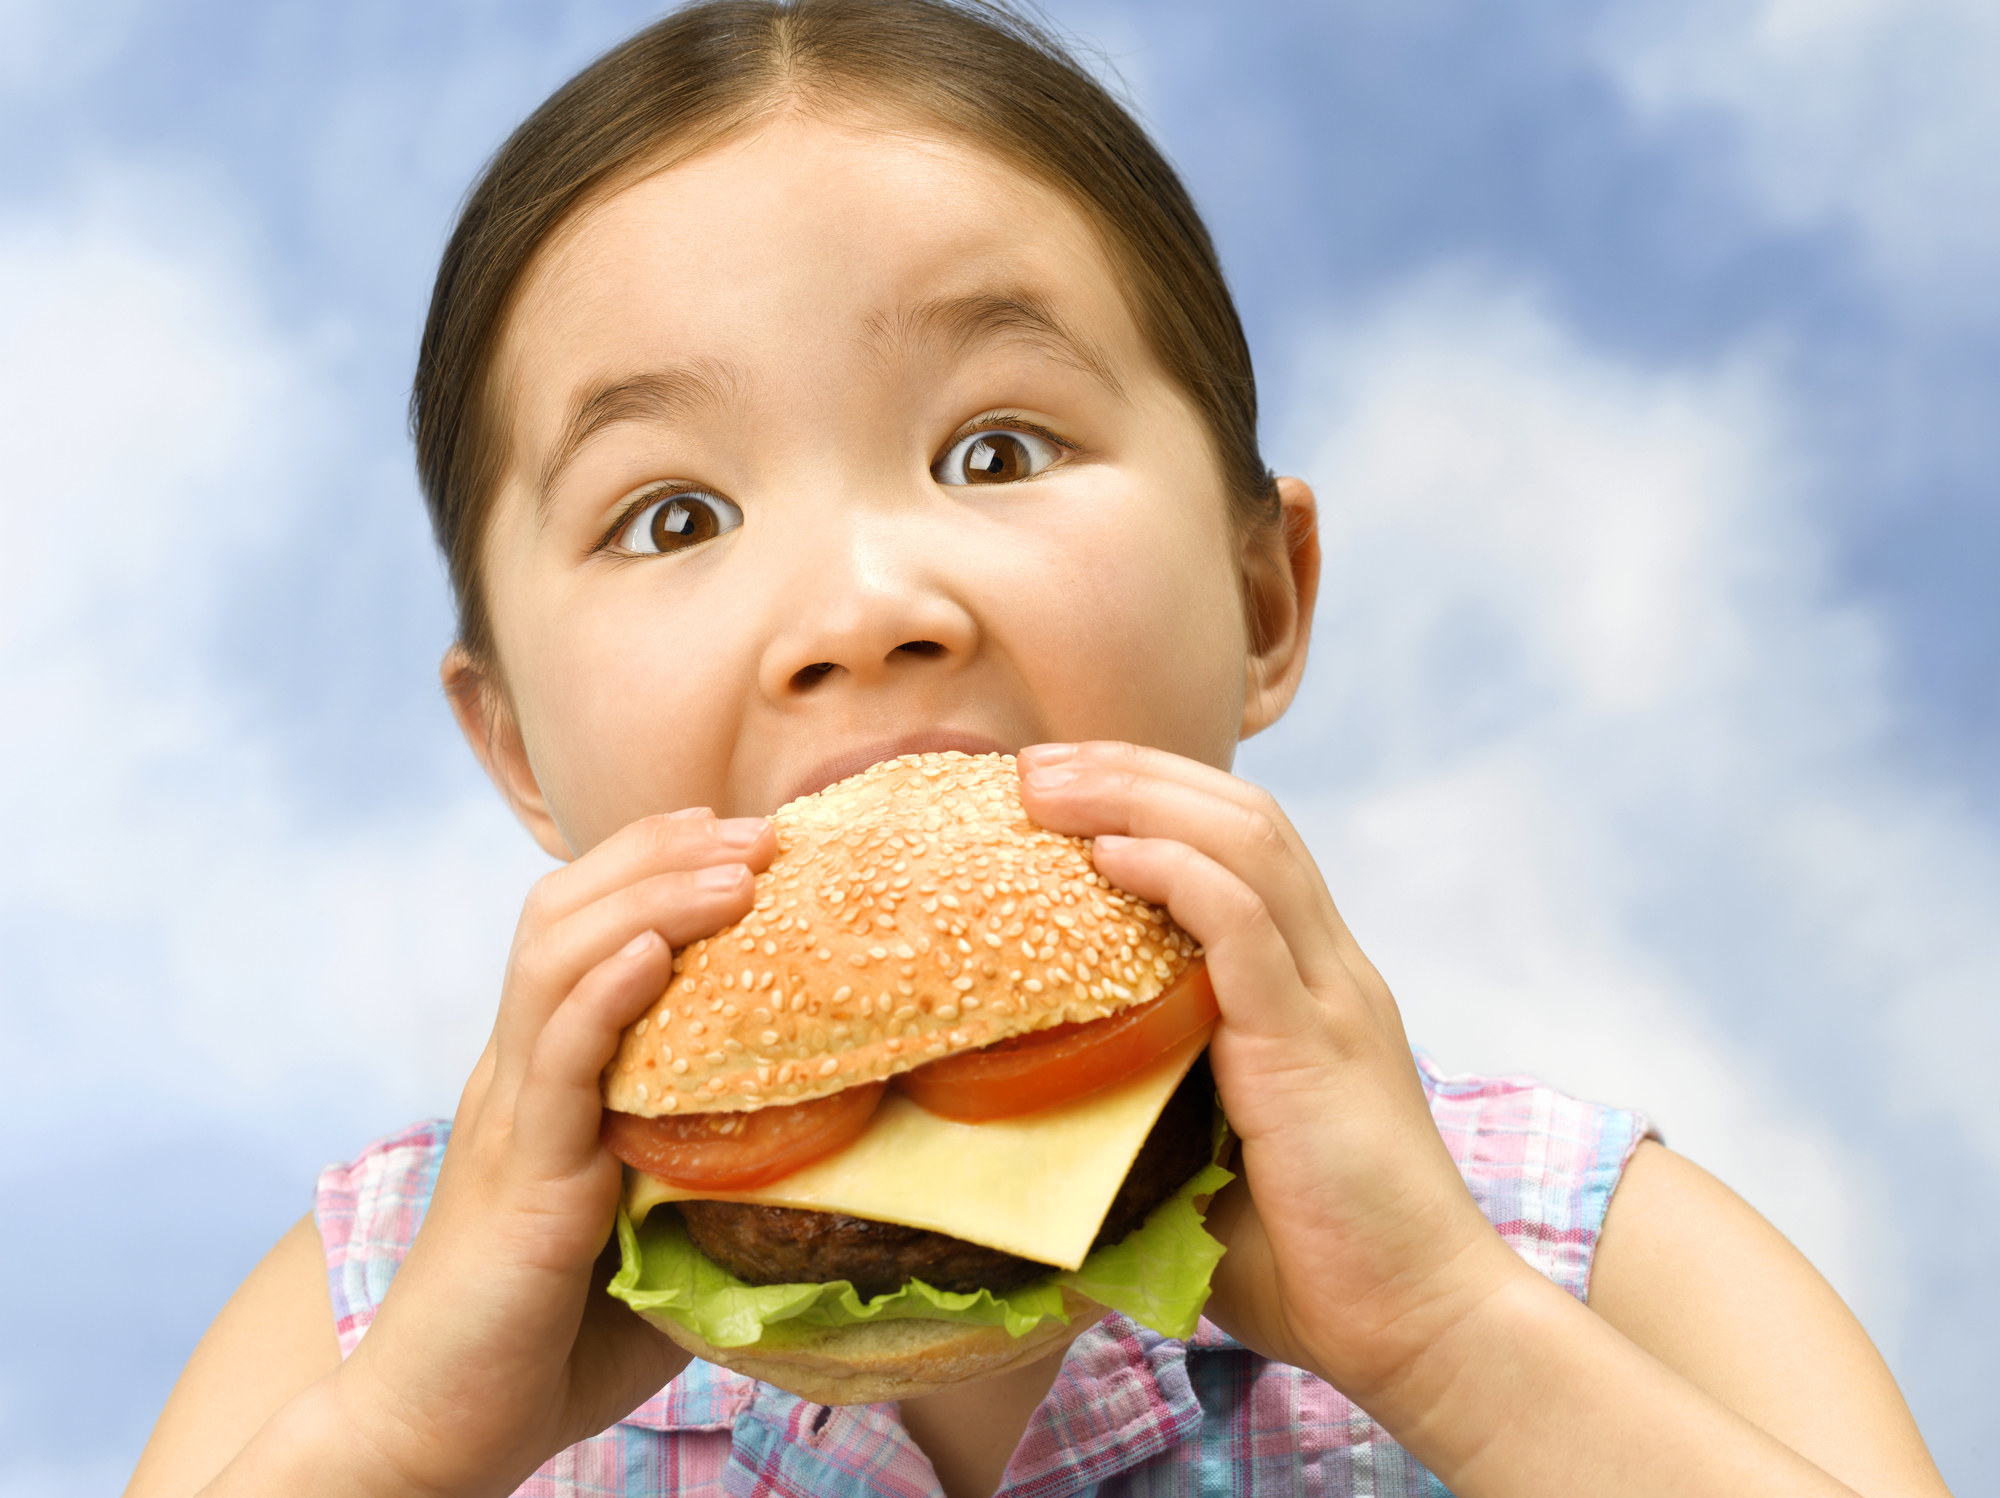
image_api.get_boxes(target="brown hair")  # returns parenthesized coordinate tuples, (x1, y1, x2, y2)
(413, 0, 1276, 663)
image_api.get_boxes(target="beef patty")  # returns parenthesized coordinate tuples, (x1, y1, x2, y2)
(676, 1054, 1214, 1299)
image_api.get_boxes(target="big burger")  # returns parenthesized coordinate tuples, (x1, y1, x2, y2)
(601, 751, 1231, 1404)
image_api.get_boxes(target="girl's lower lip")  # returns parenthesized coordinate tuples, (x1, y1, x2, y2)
(780, 731, 1011, 807)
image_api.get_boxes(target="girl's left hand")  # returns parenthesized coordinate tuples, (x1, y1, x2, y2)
(1017, 740, 1524, 1407)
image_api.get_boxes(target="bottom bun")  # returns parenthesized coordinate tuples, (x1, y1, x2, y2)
(637, 1288, 1111, 1405)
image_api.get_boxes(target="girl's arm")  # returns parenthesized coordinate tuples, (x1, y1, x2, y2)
(1021, 741, 1951, 1498)
(123, 809, 776, 1498)
(1586, 1142, 1945, 1494)
(125, 1214, 340, 1497)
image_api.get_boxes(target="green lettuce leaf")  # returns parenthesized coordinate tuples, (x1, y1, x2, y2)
(608, 1104, 1234, 1347)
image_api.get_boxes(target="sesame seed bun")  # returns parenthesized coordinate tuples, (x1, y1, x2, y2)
(634, 1287, 1111, 1405)
(603, 751, 1199, 1117)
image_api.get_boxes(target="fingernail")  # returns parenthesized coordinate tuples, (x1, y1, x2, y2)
(1020, 743, 1076, 766)
(1093, 834, 1131, 851)
(1025, 765, 1076, 791)
(621, 930, 661, 958)
(698, 862, 747, 890)
(670, 805, 712, 820)
(716, 817, 767, 847)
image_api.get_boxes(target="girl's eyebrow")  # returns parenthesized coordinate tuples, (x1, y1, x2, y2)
(535, 359, 744, 515)
(863, 289, 1127, 401)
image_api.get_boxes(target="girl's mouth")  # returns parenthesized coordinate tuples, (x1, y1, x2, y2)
(779, 730, 1010, 807)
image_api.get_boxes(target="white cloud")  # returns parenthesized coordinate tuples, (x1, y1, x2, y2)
(1598, 0, 2000, 318)
(1257, 273, 2000, 1348)
(0, 182, 551, 1142)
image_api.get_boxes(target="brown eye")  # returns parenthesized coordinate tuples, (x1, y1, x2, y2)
(933, 427, 1060, 486)
(616, 489, 743, 555)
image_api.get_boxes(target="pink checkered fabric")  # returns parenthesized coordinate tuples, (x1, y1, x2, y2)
(315, 1055, 1652, 1496)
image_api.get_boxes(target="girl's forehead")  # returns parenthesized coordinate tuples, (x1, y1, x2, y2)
(495, 112, 1151, 429)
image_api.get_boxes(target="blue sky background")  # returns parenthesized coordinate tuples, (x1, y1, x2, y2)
(1, 1, 1996, 1491)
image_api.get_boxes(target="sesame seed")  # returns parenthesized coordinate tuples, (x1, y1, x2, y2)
(672, 1058, 689, 1074)
(761, 1029, 780, 1046)
(819, 1057, 840, 1077)
(635, 1017, 649, 1035)
(635, 1082, 648, 1100)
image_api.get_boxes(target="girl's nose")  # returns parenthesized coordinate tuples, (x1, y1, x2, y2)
(755, 550, 979, 702)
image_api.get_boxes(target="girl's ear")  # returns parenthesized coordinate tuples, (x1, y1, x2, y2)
(1239, 475, 1321, 740)
(441, 644, 575, 862)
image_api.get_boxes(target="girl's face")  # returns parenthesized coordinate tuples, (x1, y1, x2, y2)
(462, 110, 1316, 857)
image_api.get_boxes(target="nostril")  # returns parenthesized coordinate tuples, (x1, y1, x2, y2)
(791, 661, 837, 691)
(895, 640, 945, 659)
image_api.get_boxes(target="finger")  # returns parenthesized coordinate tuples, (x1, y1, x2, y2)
(495, 863, 755, 1082)
(1022, 741, 1327, 891)
(1020, 744, 1352, 991)
(1086, 832, 1330, 1049)
(514, 928, 675, 1181)
(523, 810, 776, 929)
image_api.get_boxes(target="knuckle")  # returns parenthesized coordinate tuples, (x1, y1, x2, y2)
(1241, 807, 1288, 861)
(639, 811, 695, 860)
(1225, 878, 1274, 933)
(520, 869, 565, 926)
(509, 928, 564, 993)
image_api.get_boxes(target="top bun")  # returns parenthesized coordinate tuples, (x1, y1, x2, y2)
(602, 752, 1197, 1117)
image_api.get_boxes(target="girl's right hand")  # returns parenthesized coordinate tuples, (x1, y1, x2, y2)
(292, 808, 776, 1496)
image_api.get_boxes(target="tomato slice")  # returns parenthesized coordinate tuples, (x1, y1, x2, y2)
(896, 960, 1217, 1121)
(602, 1082, 886, 1191)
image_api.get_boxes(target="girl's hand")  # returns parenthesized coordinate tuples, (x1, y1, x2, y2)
(1021, 742, 1950, 1498)
(1016, 741, 1516, 1404)
(324, 808, 777, 1496)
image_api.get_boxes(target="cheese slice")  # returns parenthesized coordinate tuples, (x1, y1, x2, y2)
(624, 1026, 1210, 1271)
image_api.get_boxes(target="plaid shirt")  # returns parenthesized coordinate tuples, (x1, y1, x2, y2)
(316, 1056, 1651, 1497)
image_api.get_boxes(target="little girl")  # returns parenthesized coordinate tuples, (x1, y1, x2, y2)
(127, 3, 1948, 1495)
